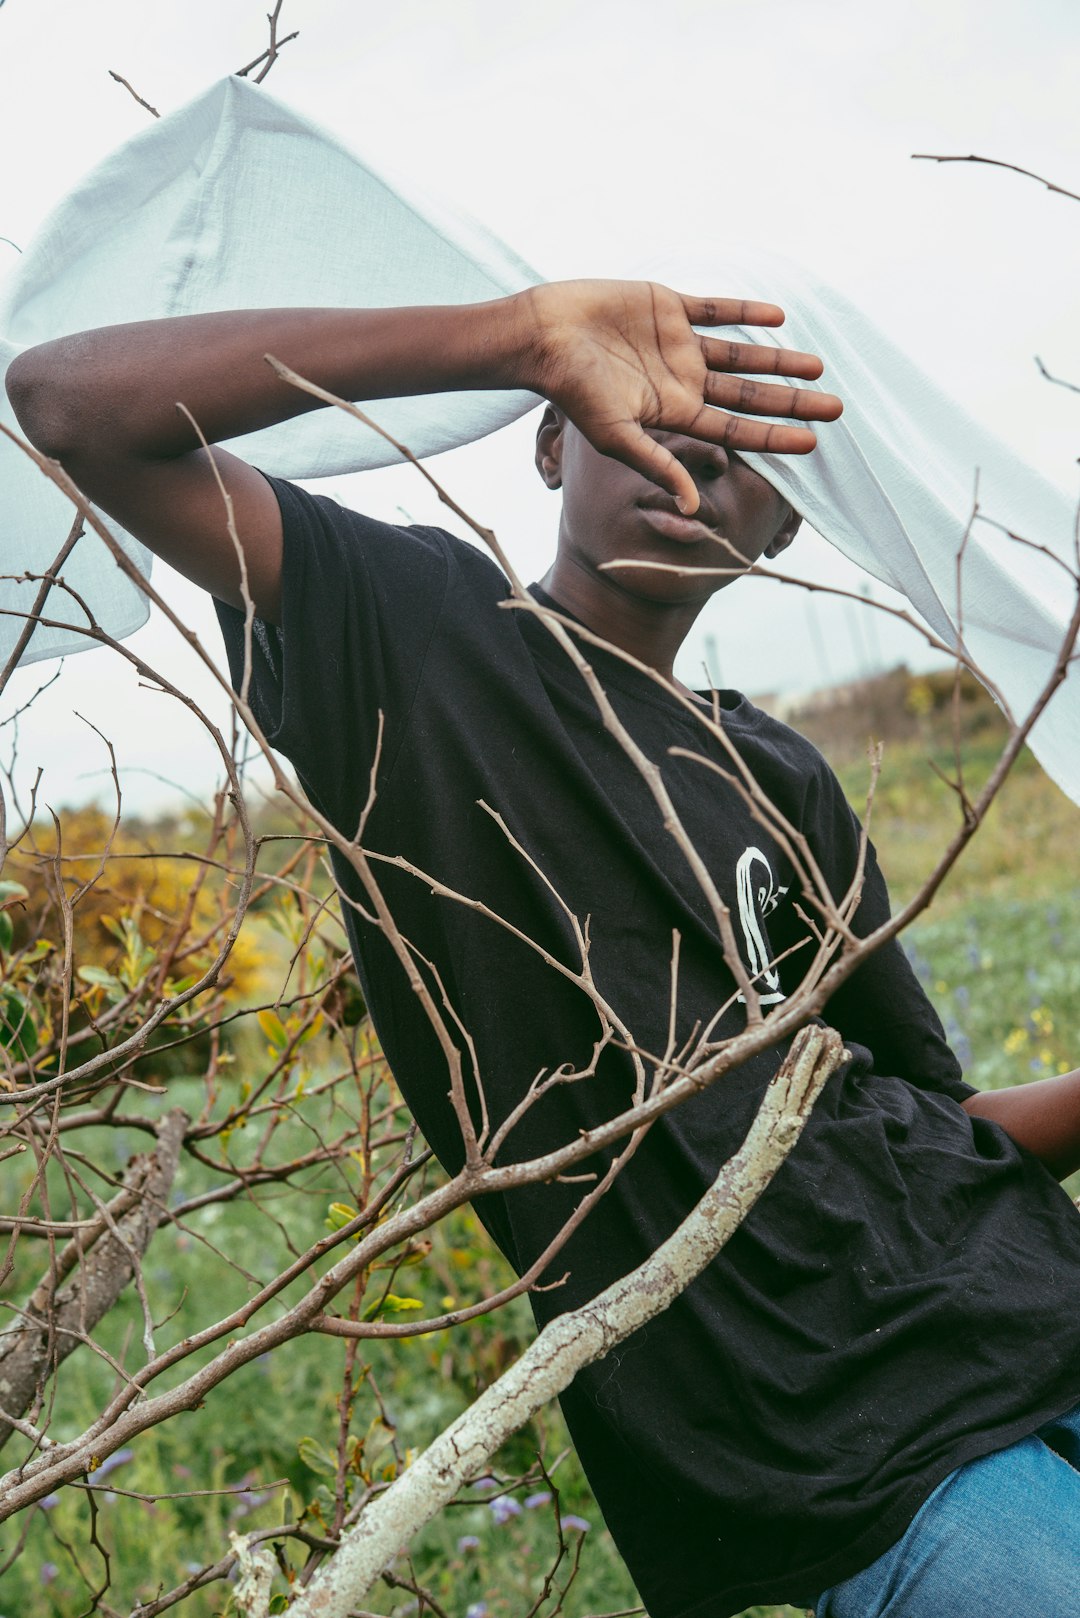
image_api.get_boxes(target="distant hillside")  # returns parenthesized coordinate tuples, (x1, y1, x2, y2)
(754, 664, 1006, 764)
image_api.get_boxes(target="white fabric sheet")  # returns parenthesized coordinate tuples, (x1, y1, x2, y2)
(2, 76, 1078, 802)
(0, 76, 541, 662)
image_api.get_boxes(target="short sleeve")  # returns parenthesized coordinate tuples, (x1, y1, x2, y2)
(214, 473, 449, 827)
(783, 756, 976, 1105)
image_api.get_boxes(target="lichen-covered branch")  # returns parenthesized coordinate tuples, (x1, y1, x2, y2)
(281, 1024, 845, 1618)
(0, 1106, 187, 1452)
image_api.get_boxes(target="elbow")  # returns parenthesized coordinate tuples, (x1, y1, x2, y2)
(5, 345, 82, 459)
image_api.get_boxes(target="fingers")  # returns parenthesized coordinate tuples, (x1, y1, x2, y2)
(681, 296, 787, 330)
(682, 406, 820, 456)
(703, 372, 843, 422)
(700, 335, 825, 382)
(611, 425, 702, 514)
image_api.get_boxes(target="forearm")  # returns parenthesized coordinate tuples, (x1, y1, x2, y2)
(962, 1069, 1080, 1180)
(6, 296, 537, 464)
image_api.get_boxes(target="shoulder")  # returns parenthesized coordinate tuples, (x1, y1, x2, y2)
(724, 696, 844, 822)
(263, 471, 511, 604)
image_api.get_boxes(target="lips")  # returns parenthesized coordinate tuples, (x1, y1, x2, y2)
(635, 496, 724, 546)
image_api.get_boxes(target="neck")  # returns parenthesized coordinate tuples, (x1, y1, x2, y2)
(537, 551, 708, 689)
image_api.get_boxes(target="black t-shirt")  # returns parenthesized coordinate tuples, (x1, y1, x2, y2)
(216, 475, 1080, 1617)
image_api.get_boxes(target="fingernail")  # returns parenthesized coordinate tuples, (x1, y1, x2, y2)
(676, 495, 691, 515)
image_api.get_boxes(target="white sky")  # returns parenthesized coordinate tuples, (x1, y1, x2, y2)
(2, 0, 1079, 813)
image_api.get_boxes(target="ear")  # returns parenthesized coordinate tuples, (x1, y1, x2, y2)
(764, 507, 802, 560)
(534, 404, 565, 491)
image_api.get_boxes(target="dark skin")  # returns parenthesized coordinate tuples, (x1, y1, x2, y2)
(4, 281, 837, 624)
(6, 280, 1080, 1178)
(535, 411, 802, 694)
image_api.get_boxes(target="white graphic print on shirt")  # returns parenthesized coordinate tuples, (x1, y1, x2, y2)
(735, 846, 789, 1005)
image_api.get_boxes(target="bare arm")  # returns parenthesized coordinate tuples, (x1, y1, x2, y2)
(5, 282, 841, 623)
(5, 301, 533, 622)
(962, 1071, 1080, 1181)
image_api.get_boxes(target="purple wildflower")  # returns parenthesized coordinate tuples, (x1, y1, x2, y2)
(524, 1491, 552, 1510)
(559, 1514, 592, 1533)
(471, 1474, 499, 1492)
(40, 1561, 59, 1585)
(488, 1494, 523, 1524)
(230, 1488, 272, 1519)
(466, 1605, 488, 1618)
(94, 1447, 134, 1480)
(456, 1534, 481, 1552)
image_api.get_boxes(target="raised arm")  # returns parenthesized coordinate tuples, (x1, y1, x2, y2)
(5, 281, 841, 623)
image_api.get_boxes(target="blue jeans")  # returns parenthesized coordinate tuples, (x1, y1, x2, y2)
(813, 1401, 1080, 1617)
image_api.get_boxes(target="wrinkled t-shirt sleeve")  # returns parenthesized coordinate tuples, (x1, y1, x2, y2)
(792, 755, 976, 1104)
(213, 473, 448, 828)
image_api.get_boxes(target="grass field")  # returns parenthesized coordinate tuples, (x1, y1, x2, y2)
(6, 684, 1080, 1618)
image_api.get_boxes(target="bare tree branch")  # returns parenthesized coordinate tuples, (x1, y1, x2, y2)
(279, 1025, 844, 1618)
(912, 152, 1080, 203)
(234, 2, 299, 84)
(0, 1107, 186, 1452)
(106, 70, 160, 118)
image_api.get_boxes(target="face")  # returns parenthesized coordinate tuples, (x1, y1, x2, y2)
(535, 411, 801, 609)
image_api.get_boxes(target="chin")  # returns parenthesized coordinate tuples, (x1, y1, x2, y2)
(614, 564, 720, 608)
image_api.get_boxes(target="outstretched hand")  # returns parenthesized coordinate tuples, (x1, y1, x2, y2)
(518, 279, 842, 515)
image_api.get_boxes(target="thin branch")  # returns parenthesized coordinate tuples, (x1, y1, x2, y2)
(1035, 355, 1080, 395)
(0, 1108, 187, 1452)
(912, 152, 1080, 204)
(234, 2, 299, 83)
(106, 70, 160, 118)
(0, 515, 84, 701)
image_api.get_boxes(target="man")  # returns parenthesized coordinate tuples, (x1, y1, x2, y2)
(8, 281, 1080, 1617)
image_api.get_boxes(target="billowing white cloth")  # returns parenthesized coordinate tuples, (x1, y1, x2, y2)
(2, 77, 1078, 803)
(0, 76, 541, 662)
(700, 249, 1080, 794)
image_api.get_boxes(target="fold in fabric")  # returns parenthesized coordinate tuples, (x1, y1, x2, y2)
(2, 76, 1078, 802)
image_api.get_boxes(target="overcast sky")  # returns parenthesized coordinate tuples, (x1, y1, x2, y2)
(2, 0, 1079, 814)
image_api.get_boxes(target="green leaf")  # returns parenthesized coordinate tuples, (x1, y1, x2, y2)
(294, 1013, 324, 1047)
(0, 881, 28, 907)
(77, 965, 118, 988)
(0, 912, 12, 953)
(100, 914, 129, 944)
(363, 1293, 424, 1322)
(257, 1009, 287, 1051)
(325, 1201, 358, 1234)
(297, 1436, 337, 1477)
(0, 990, 36, 1057)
